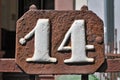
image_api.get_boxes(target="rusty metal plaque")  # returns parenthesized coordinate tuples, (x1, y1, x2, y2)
(16, 7, 104, 74)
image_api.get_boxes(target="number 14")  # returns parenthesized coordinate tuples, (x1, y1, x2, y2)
(19, 19, 94, 63)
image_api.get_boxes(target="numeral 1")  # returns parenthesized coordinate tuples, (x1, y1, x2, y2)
(19, 19, 57, 63)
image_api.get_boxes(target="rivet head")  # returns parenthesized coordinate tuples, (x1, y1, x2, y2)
(95, 36, 103, 44)
(29, 4, 37, 10)
(81, 5, 88, 11)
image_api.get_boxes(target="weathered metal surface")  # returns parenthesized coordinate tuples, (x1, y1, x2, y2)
(0, 59, 22, 72)
(97, 58, 120, 72)
(15, 6, 104, 74)
(106, 54, 120, 59)
(107, 59, 120, 72)
(1, 57, 120, 73)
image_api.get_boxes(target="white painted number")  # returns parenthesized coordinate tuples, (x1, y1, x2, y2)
(19, 19, 57, 63)
(57, 20, 94, 63)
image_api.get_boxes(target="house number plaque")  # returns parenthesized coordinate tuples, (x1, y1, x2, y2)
(16, 6, 105, 74)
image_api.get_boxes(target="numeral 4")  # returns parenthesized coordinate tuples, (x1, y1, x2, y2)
(57, 20, 94, 63)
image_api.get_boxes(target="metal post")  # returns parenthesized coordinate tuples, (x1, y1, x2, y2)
(0, 0, 1, 50)
(81, 74, 88, 80)
(114, 29, 118, 54)
(35, 75, 55, 80)
(41, 0, 44, 9)
(29, 75, 35, 80)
